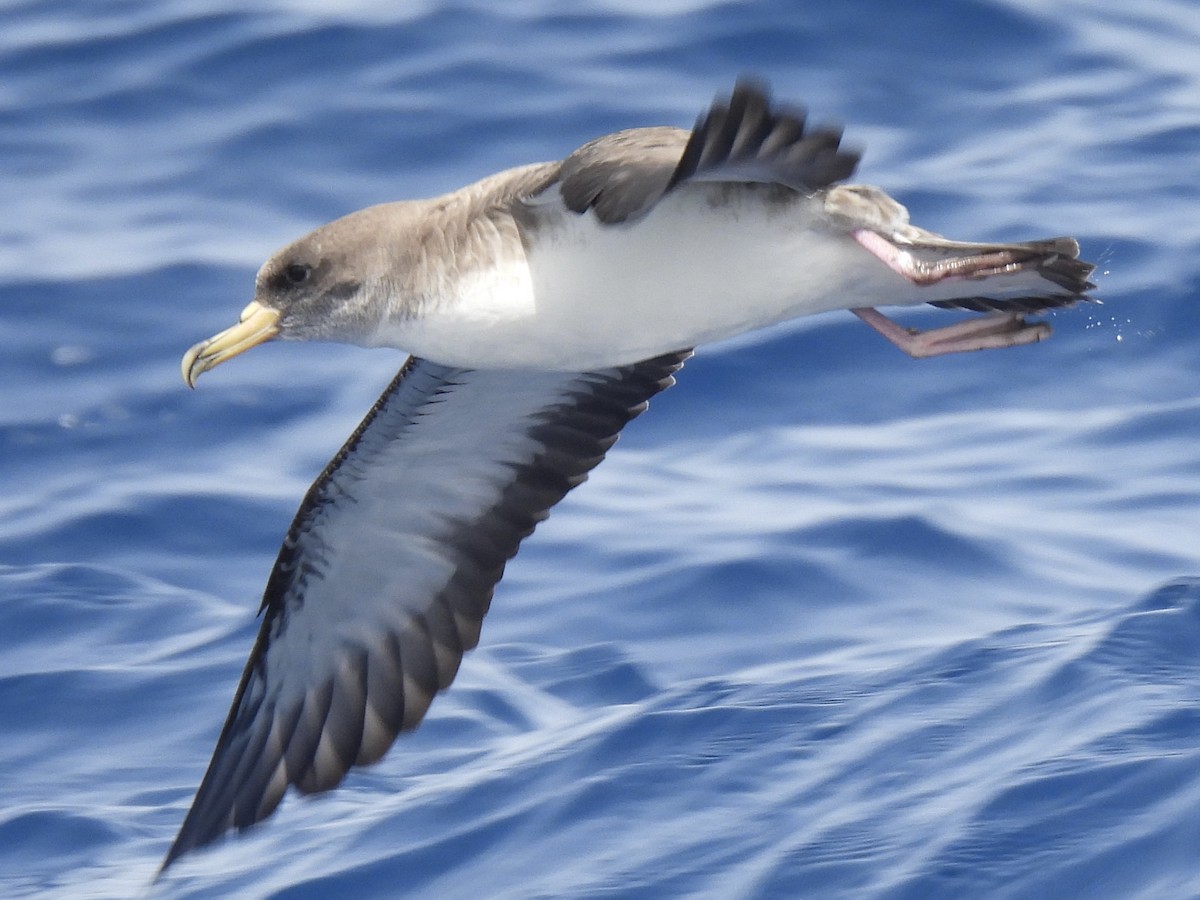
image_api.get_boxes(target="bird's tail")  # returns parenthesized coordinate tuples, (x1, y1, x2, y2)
(849, 226, 1096, 313)
(911, 235, 1097, 313)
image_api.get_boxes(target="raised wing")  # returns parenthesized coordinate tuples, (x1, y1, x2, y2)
(161, 350, 690, 872)
(555, 77, 860, 224)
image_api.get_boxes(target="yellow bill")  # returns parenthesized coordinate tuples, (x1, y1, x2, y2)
(181, 301, 281, 388)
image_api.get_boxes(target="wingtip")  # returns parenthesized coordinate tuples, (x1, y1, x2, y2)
(669, 76, 860, 193)
(153, 847, 180, 884)
(156, 826, 202, 881)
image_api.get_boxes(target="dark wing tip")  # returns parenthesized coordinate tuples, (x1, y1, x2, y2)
(667, 76, 861, 193)
(557, 79, 858, 226)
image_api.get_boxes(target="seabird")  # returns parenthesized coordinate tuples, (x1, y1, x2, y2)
(162, 78, 1094, 873)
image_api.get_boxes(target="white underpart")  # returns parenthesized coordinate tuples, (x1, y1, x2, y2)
(386, 185, 1037, 371)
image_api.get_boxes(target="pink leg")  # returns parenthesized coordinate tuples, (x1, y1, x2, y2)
(850, 307, 1051, 359)
(848, 229, 1051, 358)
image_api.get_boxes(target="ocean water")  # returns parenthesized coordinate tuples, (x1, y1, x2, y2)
(3, 0, 1199, 897)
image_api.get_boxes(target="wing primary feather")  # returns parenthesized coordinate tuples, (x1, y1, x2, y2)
(365, 630, 408, 736)
(283, 680, 333, 788)
(666, 76, 859, 194)
(318, 648, 370, 778)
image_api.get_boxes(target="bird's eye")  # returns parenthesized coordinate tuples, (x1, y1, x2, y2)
(284, 263, 311, 285)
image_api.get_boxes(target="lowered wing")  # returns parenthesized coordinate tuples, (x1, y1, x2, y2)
(162, 350, 689, 872)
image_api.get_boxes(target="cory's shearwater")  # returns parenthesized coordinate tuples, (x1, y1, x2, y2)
(162, 78, 1095, 874)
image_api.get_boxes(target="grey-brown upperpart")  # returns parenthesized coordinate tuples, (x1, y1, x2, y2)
(249, 83, 858, 328)
(181, 79, 865, 384)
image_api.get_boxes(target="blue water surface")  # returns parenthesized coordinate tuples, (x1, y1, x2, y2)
(3, 1, 1200, 897)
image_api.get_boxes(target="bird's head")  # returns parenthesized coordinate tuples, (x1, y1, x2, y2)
(182, 205, 411, 387)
